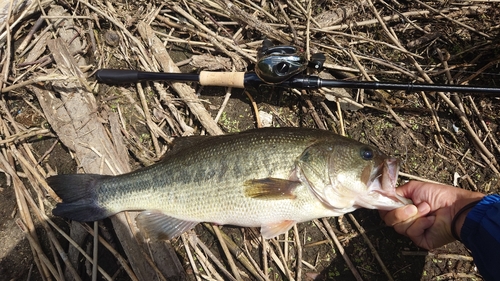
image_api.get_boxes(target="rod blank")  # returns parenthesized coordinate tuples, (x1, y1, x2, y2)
(95, 69, 500, 95)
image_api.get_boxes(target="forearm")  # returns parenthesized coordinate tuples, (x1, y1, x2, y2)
(460, 194, 500, 281)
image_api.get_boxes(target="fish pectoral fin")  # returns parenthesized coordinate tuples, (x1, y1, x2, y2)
(136, 210, 198, 240)
(260, 220, 296, 239)
(244, 178, 300, 200)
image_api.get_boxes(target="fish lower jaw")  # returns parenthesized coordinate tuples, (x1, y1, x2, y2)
(352, 190, 409, 210)
(373, 190, 411, 208)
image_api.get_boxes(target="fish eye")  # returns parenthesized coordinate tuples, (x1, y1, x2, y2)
(360, 147, 374, 160)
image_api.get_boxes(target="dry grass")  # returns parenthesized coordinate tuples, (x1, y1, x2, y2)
(1, 0, 500, 280)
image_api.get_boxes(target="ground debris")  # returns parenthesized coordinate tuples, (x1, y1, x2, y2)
(1, 0, 499, 280)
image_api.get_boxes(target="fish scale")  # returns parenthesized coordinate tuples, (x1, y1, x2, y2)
(48, 127, 410, 239)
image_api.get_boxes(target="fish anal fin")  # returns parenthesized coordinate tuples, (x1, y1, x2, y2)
(244, 178, 300, 200)
(261, 220, 296, 239)
(136, 211, 198, 240)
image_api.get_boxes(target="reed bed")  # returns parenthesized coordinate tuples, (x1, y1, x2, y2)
(1, 0, 499, 280)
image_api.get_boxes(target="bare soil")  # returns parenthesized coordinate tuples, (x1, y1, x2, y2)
(1, 0, 499, 281)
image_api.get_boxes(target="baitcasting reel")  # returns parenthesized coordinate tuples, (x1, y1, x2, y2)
(255, 39, 326, 84)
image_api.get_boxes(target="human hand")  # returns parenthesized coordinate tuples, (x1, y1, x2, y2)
(380, 181, 484, 249)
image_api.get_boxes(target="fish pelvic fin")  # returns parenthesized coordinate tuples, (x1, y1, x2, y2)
(48, 174, 112, 221)
(244, 178, 300, 200)
(136, 211, 198, 240)
(261, 220, 296, 239)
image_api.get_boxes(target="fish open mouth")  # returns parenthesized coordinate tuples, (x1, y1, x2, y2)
(364, 157, 412, 209)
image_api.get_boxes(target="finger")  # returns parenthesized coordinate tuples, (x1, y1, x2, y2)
(393, 216, 415, 235)
(391, 202, 432, 235)
(415, 202, 431, 216)
(382, 205, 418, 226)
(384, 201, 431, 226)
(379, 210, 388, 220)
(406, 215, 435, 238)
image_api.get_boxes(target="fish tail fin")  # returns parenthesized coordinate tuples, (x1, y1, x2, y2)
(48, 174, 113, 221)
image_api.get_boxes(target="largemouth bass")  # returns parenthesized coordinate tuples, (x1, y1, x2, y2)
(48, 127, 409, 239)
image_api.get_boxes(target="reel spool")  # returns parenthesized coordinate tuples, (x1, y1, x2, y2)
(255, 39, 325, 84)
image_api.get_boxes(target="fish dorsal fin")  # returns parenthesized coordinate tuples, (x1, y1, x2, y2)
(244, 178, 300, 200)
(260, 220, 296, 239)
(136, 211, 198, 240)
(166, 135, 215, 156)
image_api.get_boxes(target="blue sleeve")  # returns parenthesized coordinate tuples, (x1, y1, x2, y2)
(461, 194, 500, 281)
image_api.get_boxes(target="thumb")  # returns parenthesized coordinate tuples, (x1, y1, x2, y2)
(381, 204, 418, 226)
(396, 181, 426, 201)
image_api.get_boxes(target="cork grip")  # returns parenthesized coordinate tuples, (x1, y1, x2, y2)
(199, 72, 246, 88)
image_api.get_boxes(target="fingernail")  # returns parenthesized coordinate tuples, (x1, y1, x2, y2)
(404, 205, 418, 216)
(417, 203, 431, 214)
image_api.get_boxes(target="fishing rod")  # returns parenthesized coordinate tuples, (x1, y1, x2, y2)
(95, 39, 500, 96)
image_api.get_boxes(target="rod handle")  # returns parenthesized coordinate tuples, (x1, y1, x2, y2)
(95, 69, 140, 83)
(199, 71, 246, 88)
